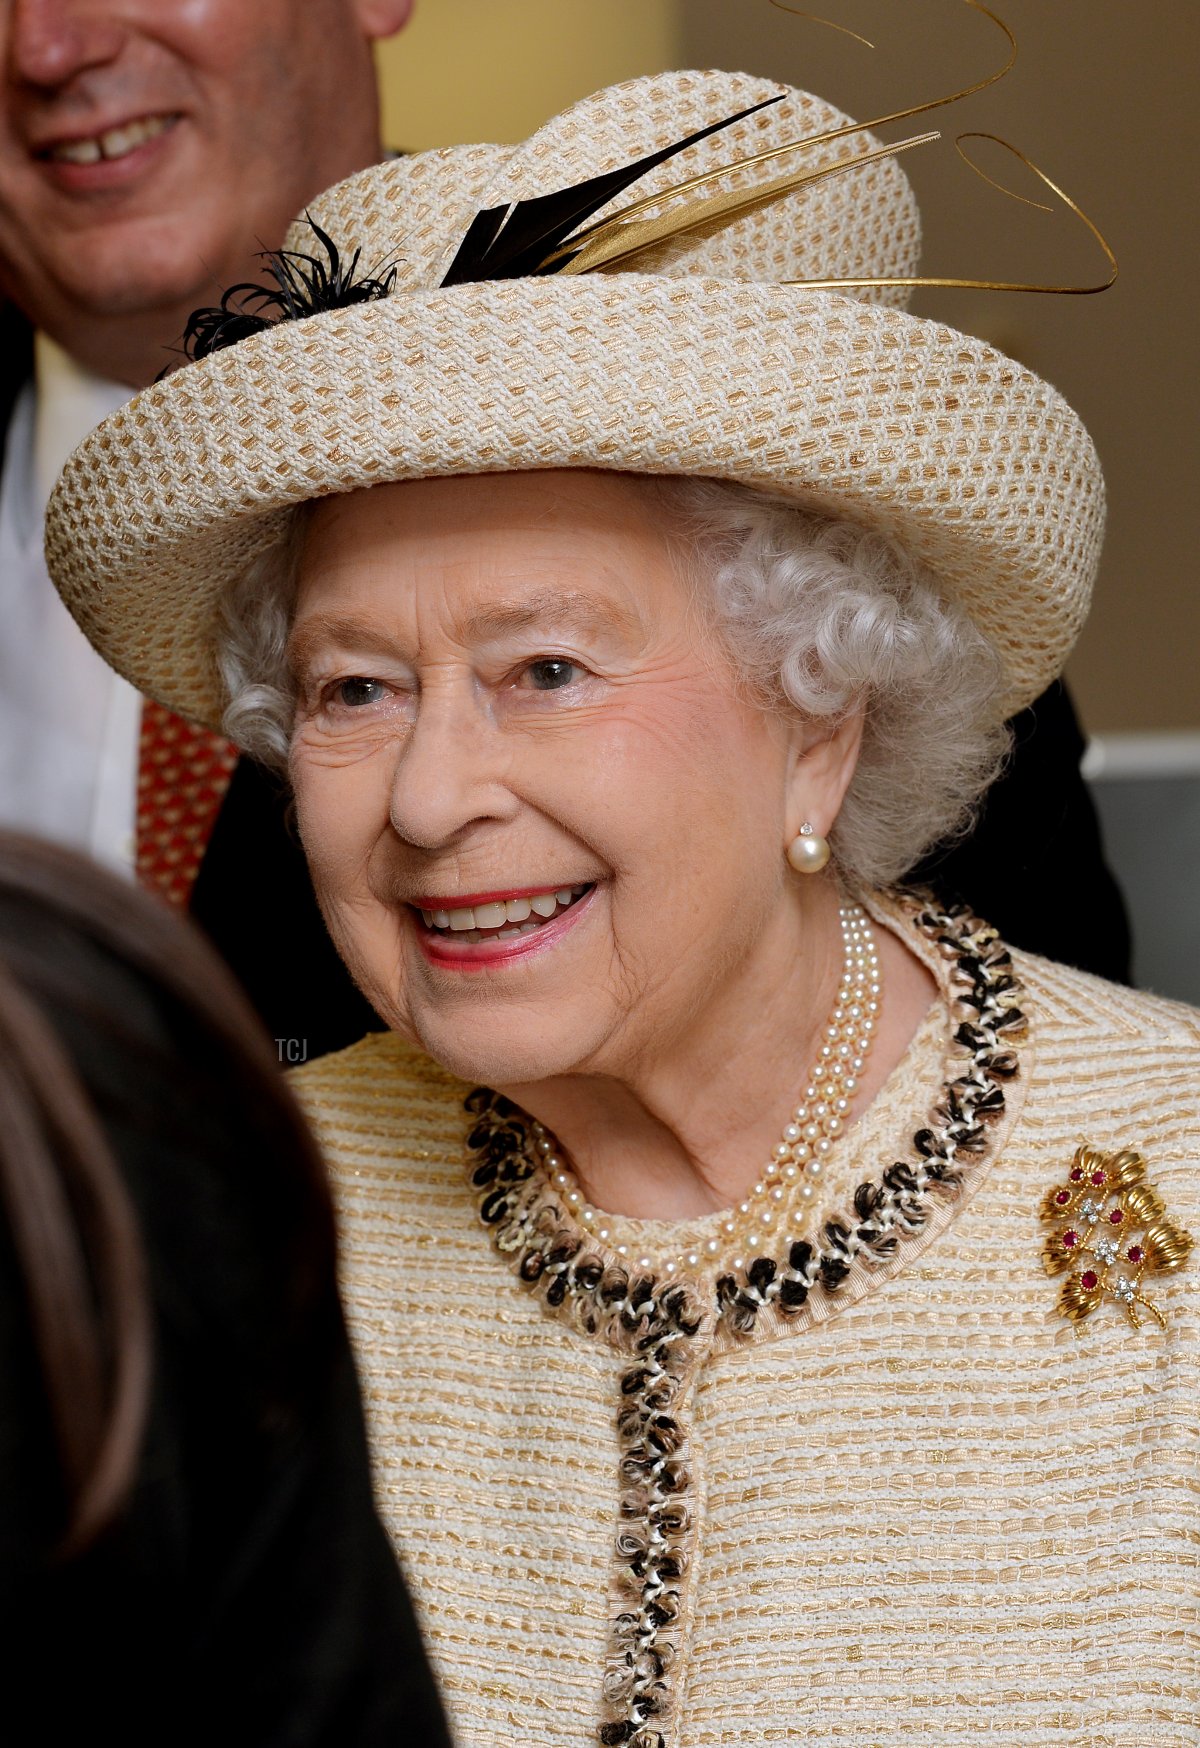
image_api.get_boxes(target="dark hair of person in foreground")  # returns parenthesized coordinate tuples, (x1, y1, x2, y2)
(0, 832, 449, 1748)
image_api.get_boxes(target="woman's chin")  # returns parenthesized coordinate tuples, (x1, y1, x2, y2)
(408, 1017, 593, 1091)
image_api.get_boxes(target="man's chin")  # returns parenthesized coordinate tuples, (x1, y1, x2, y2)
(52, 255, 215, 326)
(27, 213, 228, 336)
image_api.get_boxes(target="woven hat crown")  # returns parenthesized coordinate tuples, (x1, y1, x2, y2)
(44, 67, 1104, 733)
(288, 70, 922, 302)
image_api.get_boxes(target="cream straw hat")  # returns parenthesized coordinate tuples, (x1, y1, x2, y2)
(44, 69, 1104, 733)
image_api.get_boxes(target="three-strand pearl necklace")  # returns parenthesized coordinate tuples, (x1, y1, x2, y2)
(531, 901, 880, 1277)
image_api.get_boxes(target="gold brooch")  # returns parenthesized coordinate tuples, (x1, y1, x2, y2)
(1041, 1145, 1193, 1330)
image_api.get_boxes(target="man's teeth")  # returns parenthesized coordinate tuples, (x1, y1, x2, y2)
(49, 114, 174, 165)
(420, 885, 590, 938)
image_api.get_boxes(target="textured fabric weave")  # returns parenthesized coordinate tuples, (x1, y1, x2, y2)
(294, 909, 1200, 1746)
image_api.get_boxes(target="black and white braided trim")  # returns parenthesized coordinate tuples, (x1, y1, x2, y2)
(715, 899, 1025, 1337)
(465, 1092, 704, 1748)
(464, 897, 1024, 1743)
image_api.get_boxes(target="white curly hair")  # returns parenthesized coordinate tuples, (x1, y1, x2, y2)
(216, 475, 1010, 886)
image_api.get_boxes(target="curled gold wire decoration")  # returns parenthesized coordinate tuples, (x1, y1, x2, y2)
(959, 134, 1054, 213)
(783, 134, 1118, 296)
(544, 0, 1016, 269)
(768, 0, 1018, 136)
(540, 1, 1115, 301)
(767, 3, 875, 50)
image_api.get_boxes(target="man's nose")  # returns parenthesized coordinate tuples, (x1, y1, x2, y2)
(388, 690, 518, 852)
(8, 0, 126, 91)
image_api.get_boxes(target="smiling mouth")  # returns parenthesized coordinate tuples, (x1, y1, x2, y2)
(414, 884, 594, 944)
(41, 112, 179, 166)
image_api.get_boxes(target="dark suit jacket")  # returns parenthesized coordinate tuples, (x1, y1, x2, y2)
(0, 302, 1131, 1057)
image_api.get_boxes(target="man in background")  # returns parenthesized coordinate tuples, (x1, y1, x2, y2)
(0, 0, 1131, 1059)
(0, 0, 412, 1052)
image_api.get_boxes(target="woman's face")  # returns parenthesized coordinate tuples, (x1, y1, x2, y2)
(288, 471, 810, 1088)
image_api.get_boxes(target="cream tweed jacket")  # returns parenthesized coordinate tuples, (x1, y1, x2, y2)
(294, 897, 1200, 1747)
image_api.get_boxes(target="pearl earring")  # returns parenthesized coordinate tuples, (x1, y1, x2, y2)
(787, 822, 831, 875)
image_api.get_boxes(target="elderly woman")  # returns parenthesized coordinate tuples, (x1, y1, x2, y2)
(46, 68, 1200, 1748)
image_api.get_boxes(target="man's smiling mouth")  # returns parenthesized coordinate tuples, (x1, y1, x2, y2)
(41, 112, 179, 166)
(413, 884, 594, 944)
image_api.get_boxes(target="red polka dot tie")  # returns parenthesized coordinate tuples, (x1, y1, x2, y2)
(135, 698, 238, 907)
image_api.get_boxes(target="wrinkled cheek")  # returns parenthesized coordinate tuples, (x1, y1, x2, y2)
(290, 761, 343, 889)
(290, 756, 398, 962)
(305, 853, 413, 1032)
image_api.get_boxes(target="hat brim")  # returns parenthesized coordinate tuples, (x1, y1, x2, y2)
(46, 272, 1103, 733)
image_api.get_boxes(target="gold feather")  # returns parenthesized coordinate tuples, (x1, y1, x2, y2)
(538, 5, 1113, 301)
(552, 130, 940, 278)
(551, 0, 1016, 265)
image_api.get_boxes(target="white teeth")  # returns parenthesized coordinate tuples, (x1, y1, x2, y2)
(100, 113, 170, 158)
(101, 125, 138, 157)
(420, 883, 592, 938)
(56, 137, 102, 164)
(49, 113, 172, 165)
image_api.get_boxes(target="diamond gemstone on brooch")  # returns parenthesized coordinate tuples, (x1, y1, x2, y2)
(1042, 1144, 1193, 1332)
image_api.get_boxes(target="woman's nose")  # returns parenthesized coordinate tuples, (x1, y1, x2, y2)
(387, 688, 518, 851)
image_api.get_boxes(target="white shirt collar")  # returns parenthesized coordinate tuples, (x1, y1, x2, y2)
(0, 335, 139, 871)
(31, 330, 129, 519)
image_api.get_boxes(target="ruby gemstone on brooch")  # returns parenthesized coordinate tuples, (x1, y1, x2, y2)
(1040, 1144, 1192, 1331)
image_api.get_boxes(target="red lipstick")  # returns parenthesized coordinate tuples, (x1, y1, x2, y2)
(414, 885, 596, 971)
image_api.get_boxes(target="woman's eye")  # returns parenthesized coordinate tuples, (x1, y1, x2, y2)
(333, 677, 389, 708)
(525, 659, 581, 692)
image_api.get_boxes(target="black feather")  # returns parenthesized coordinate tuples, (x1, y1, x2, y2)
(177, 217, 399, 366)
(170, 95, 787, 373)
(173, 97, 785, 370)
(439, 93, 786, 288)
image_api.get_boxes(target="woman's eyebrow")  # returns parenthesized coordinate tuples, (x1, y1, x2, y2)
(286, 589, 643, 672)
(286, 612, 402, 672)
(460, 587, 641, 643)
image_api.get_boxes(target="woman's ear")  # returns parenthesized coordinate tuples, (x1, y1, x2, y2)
(782, 708, 865, 845)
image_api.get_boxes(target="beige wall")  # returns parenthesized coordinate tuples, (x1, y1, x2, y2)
(378, 2, 1197, 731)
(375, 0, 681, 148)
(679, 1, 1199, 733)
